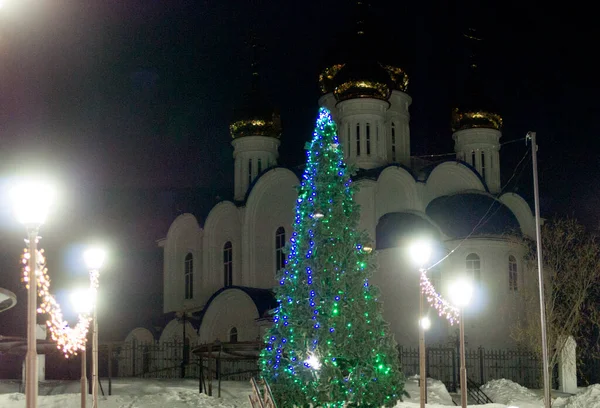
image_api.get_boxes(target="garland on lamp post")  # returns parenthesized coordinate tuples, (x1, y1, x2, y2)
(21, 239, 98, 358)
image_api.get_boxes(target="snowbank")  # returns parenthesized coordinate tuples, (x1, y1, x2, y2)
(554, 384, 600, 408)
(481, 378, 541, 406)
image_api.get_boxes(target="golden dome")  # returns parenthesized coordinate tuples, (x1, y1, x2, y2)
(230, 114, 282, 139)
(452, 108, 503, 132)
(318, 61, 409, 103)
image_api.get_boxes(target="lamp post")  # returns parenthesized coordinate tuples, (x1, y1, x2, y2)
(70, 289, 94, 408)
(409, 240, 432, 408)
(449, 279, 473, 408)
(11, 181, 54, 408)
(84, 248, 106, 408)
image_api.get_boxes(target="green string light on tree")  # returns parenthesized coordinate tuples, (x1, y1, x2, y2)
(260, 107, 407, 407)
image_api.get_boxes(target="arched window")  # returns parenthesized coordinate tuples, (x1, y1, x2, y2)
(481, 152, 486, 179)
(366, 122, 371, 155)
(466, 253, 481, 282)
(248, 159, 253, 185)
(391, 123, 396, 162)
(184, 253, 193, 300)
(509, 255, 518, 291)
(223, 241, 233, 287)
(275, 226, 286, 273)
(356, 123, 361, 155)
(229, 327, 238, 343)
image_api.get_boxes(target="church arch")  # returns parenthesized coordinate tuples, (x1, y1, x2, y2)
(424, 161, 486, 206)
(375, 166, 419, 219)
(244, 168, 299, 287)
(203, 201, 241, 295)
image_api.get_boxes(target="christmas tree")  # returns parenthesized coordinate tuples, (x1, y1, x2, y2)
(260, 108, 406, 407)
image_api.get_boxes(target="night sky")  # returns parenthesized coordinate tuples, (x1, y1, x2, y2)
(0, 1, 598, 342)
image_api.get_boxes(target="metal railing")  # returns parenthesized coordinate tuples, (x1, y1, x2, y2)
(399, 345, 543, 392)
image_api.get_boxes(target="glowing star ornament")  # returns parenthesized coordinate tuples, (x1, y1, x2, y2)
(313, 210, 324, 219)
(304, 353, 322, 370)
(21, 239, 98, 357)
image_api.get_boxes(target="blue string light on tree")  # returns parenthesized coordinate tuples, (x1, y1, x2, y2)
(259, 108, 406, 407)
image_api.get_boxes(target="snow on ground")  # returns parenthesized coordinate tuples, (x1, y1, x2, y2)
(0, 377, 598, 407)
(481, 379, 542, 407)
(553, 384, 600, 408)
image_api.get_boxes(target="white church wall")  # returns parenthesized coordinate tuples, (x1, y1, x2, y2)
(373, 247, 422, 347)
(354, 180, 377, 239)
(244, 168, 299, 288)
(203, 201, 242, 293)
(440, 237, 527, 349)
(371, 234, 529, 350)
(198, 288, 261, 343)
(163, 214, 202, 313)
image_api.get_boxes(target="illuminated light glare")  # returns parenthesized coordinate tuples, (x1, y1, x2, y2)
(70, 289, 95, 315)
(11, 181, 55, 226)
(449, 279, 474, 307)
(363, 245, 373, 254)
(409, 240, 431, 266)
(419, 317, 431, 330)
(304, 354, 322, 370)
(84, 247, 106, 270)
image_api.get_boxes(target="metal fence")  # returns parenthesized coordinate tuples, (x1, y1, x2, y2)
(399, 345, 542, 391)
(103, 340, 259, 381)
(107, 340, 199, 379)
(106, 341, 544, 392)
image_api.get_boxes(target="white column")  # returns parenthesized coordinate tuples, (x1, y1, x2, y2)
(558, 335, 577, 394)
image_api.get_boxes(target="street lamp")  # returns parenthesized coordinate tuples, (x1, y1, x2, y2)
(71, 289, 94, 408)
(84, 247, 105, 408)
(449, 279, 473, 408)
(409, 240, 432, 408)
(11, 181, 54, 408)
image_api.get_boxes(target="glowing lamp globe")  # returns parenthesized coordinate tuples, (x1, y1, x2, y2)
(449, 279, 473, 307)
(70, 289, 95, 314)
(419, 316, 431, 330)
(11, 182, 55, 227)
(409, 240, 431, 266)
(84, 248, 106, 270)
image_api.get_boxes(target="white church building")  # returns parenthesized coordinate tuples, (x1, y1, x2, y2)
(124, 17, 536, 359)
